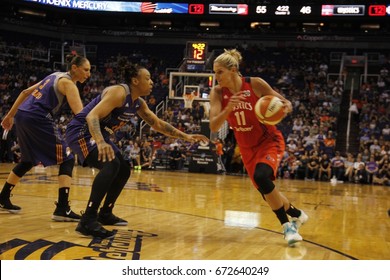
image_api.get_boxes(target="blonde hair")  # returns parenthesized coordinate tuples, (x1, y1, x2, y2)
(214, 48, 242, 70)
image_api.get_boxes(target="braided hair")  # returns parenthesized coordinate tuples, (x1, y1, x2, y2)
(120, 63, 146, 85)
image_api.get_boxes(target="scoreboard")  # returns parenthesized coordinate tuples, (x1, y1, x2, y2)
(250, 4, 390, 19)
(20, 1, 390, 19)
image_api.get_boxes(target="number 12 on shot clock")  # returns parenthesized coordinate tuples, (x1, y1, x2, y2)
(187, 42, 207, 61)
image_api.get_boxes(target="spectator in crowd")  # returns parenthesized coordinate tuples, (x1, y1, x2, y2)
(140, 140, 155, 170)
(128, 141, 142, 169)
(323, 130, 336, 157)
(369, 139, 381, 155)
(286, 139, 298, 154)
(305, 152, 319, 181)
(382, 124, 390, 141)
(168, 146, 186, 170)
(331, 151, 345, 181)
(302, 131, 317, 152)
(373, 162, 390, 185)
(213, 138, 226, 174)
(365, 155, 379, 184)
(294, 150, 309, 180)
(355, 163, 368, 184)
(344, 153, 355, 182)
(318, 153, 332, 181)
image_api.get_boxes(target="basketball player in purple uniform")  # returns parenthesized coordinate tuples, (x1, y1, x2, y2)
(66, 64, 209, 239)
(0, 54, 91, 222)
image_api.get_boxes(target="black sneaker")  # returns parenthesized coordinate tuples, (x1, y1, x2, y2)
(98, 211, 128, 226)
(52, 201, 81, 222)
(0, 196, 21, 214)
(76, 217, 115, 239)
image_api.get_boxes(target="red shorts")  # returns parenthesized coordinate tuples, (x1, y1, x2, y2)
(239, 131, 285, 189)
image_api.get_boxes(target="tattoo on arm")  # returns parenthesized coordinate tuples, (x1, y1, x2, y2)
(162, 122, 181, 138)
(138, 99, 156, 126)
(89, 118, 104, 143)
(143, 114, 182, 138)
(141, 110, 156, 126)
(138, 98, 186, 139)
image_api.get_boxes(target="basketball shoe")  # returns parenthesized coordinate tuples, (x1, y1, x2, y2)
(76, 214, 115, 239)
(292, 210, 309, 229)
(0, 195, 21, 214)
(52, 201, 81, 222)
(283, 222, 303, 246)
(98, 211, 128, 226)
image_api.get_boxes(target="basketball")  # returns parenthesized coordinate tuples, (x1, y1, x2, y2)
(254, 95, 286, 125)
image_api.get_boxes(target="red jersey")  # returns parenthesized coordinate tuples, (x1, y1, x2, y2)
(220, 77, 284, 182)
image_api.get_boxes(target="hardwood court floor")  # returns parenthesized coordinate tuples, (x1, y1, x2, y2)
(0, 163, 389, 260)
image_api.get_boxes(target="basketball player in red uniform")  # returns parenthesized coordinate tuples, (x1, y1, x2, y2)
(209, 49, 308, 246)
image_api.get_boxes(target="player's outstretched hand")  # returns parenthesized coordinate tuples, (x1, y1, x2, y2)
(186, 134, 209, 144)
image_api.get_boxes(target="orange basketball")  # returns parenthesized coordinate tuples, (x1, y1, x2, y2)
(254, 95, 286, 125)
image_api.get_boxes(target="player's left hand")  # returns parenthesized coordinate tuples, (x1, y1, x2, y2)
(96, 141, 115, 162)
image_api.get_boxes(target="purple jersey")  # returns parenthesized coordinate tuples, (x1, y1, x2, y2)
(19, 72, 71, 117)
(15, 72, 74, 166)
(66, 84, 141, 165)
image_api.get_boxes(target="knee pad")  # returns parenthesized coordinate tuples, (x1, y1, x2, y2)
(253, 163, 275, 195)
(13, 162, 34, 177)
(59, 159, 75, 177)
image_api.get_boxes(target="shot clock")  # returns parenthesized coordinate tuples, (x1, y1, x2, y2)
(185, 41, 207, 72)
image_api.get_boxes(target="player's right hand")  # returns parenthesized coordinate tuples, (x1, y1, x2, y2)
(97, 141, 115, 162)
(226, 91, 247, 111)
(1, 115, 14, 131)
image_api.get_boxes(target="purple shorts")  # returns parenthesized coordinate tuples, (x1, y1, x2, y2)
(15, 110, 73, 166)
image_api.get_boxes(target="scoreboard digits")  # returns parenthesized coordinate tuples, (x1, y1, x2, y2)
(188, 42, 206, 61)
(300, 6, 312, 15)
(256, 6, 267, 14)
(275, 6, 291, 16)
(254, 4, 316, 17)
(251, 3, 390, 18)
(368, 5, 388, 16)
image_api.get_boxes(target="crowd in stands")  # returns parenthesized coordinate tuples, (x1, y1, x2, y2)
(0, 36, 389, 186)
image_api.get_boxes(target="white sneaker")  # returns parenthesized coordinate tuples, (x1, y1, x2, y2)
(293, 210, 309, 228)
(283, 222, 303, 246)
